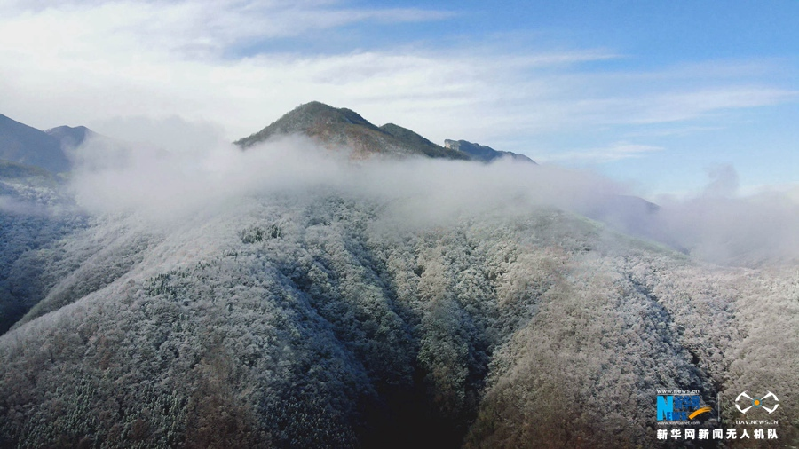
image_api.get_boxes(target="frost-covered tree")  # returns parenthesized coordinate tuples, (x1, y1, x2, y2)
(0, 191, 796, 448)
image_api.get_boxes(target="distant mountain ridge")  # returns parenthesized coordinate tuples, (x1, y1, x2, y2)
(3, 103, 535, 171)
(235, 101, 533, 162)
(0, 115, 94, 174)
(444, 139, 535, 163)
(45, 125, 93, 150)
(0, 114, 73, 173)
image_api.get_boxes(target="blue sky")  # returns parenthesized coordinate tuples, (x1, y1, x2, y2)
(0, 0, 797, 197)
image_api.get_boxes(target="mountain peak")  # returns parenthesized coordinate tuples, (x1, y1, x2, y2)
(235, 101, 379, 148)
(46, 125, 93, 149)
(291, 101, 376, 128)
(235, 101, 469, 160)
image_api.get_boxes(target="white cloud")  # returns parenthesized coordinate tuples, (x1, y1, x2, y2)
(0, 0, 795, 163)
(628, 87, 797, 124)
(0, 1, 452, 58)
(652, 167, 799, 266)
(67, 130, 799, 266)
(68, 130, 626, 225)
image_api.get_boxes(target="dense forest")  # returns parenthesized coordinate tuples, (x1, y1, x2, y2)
(1, 109, 797, 447)
(1, 183, 796, 447)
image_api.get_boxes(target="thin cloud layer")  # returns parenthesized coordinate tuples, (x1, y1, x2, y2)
(536, 143, 665, 163)
(0, 0, 452, 56)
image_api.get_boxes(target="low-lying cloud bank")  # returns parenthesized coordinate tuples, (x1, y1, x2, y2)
(67, 133, 799, 266)
(654, 180, 799, 266)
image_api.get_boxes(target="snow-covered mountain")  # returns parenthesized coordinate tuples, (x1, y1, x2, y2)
(0, 108, 796, 448)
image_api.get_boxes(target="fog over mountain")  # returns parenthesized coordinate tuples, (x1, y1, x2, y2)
(70, 103, 799, 266)
(0, 105, 797, 448)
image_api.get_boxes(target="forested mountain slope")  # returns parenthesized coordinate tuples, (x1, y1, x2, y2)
(0, 158, 87, 334)
(0, 190, 795, 448)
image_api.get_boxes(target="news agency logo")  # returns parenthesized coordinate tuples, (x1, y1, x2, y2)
(657, 394, 712, 422)
(736, 391, 779, 415)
